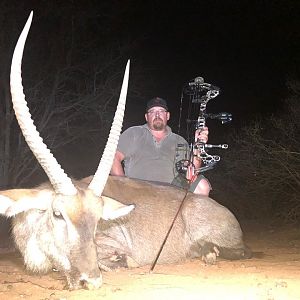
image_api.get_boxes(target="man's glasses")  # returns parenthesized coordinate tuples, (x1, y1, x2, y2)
(147, 109, 167, 115)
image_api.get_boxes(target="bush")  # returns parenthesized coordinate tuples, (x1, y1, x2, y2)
(213, 80, 300, 223)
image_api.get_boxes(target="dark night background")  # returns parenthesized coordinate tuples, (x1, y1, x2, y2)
(4, 1, 299, 124)
(0, 0, 299, 221)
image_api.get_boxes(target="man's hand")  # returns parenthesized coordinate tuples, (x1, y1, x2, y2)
(185, 127, 209, 180)
(195, 126, 209, 143)
(186, 164, 197, 182)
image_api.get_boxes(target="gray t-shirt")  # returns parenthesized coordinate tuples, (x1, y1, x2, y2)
(117, 124, 189, 183)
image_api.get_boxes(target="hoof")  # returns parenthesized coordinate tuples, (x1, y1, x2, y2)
(200, 242, 220, 265)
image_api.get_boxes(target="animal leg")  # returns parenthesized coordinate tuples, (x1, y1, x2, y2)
(95, 233, 138, 270)
(189, 241, 220, 265)
(200, 242, 220, 264)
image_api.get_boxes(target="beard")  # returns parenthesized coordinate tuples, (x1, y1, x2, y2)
(152, 118, 164, 131)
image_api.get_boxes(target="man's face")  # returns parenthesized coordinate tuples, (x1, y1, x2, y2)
(145, 106, 170, 131)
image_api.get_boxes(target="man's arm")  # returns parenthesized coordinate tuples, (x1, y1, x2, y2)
(110, 150, 126, 176)
(186, 127, 209, 181)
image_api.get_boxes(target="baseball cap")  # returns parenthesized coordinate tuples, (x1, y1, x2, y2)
(146, 97, 168, 112)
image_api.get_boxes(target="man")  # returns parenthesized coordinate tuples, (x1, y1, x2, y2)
(111, 97, 211, 196)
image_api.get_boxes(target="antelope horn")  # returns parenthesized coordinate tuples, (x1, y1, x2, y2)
(88, 60, 130, 196)
(10, 11, 77, 196)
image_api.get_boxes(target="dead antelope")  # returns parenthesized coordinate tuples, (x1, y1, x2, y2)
(0, 11, 251, 291)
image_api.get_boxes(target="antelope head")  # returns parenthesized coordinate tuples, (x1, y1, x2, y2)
(0, 11, 134, 290)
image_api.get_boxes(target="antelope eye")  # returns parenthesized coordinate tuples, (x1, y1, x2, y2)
(53, 210, 63, 219)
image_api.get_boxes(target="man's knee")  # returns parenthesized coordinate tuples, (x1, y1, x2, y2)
(193, 178, 211, 196)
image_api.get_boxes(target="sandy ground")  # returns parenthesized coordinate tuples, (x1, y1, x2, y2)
(0, 221, 300, 300)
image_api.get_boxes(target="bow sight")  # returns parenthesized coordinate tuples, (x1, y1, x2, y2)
(176, 76, 232, 174)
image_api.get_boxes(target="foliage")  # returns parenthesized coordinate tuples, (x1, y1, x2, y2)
(0, 5, 148, 189)
(213, 80, 300, 222)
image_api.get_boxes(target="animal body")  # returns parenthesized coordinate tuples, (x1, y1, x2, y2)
(97, 176, 251, 268)
(0, 11, 251, 290)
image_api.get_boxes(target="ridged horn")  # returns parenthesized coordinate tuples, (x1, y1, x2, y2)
(10, 11, 77, 196)
(88, 60, 130, 196)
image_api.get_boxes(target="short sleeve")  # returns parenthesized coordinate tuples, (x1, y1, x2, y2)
(117, 127, 136, 157)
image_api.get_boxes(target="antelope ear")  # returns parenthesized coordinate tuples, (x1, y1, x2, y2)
(101, 196, 135, 220)
(0, 189, 53, 217)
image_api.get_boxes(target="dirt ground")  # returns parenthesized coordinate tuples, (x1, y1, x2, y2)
(1, 221, 300, 300)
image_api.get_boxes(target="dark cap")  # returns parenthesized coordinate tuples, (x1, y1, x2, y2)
(146, 97, 168, 112)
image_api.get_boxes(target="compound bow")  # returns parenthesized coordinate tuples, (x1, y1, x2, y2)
(176, 76, 232, 175)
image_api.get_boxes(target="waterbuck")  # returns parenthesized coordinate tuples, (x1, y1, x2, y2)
(0, 12, 251, 290)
